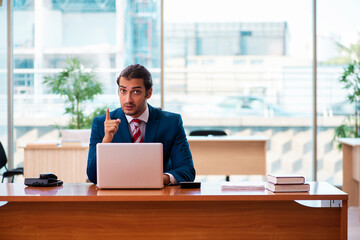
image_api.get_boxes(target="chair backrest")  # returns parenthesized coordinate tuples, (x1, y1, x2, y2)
(189, 130, 227, 136)
(0, 142, 8, 169)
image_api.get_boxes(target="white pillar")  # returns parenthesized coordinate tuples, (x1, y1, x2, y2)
(115, 0, 125, 69)
(33, 0, 44, 96)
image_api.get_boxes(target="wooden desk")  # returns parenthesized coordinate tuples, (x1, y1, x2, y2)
(24, 136, 267, 183)
(0, 182, 347, 240)
(339, 138, 360, 206)
(24, 145, 88, 183)
(188, 136, 268, 175)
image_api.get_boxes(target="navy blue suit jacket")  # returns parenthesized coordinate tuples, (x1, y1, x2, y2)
(86, 104, 195, 184)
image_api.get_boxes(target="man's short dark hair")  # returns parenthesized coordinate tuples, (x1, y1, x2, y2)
(116, 64, 153, 91)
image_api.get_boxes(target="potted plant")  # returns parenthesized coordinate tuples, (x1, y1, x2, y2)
(43, 57, 105, 129)
(333, 60, 360, 150)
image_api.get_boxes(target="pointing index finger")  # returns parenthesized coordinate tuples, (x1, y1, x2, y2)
(106, 108, 110, 120)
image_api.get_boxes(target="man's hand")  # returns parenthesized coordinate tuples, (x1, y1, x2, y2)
(102, 108, 121, 143)
(163, 174, 170, 185)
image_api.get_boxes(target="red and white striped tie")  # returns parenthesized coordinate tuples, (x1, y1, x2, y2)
(131, 119, 144, 143)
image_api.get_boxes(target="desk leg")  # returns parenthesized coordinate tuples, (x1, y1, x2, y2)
(341, 200, 348, 240)
(343, 144, 359, 206)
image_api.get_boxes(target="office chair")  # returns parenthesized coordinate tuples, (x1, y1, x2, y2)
(0, 142, 24, 183)
(188, 130, 230, 181)
(189, 130, 227, 136)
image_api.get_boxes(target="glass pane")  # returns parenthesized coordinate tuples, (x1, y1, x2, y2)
(13, 0, 161, 167)
(317, 0, 360, 186)
(0, 1, 8, 153)
(164, 0, 313, 180)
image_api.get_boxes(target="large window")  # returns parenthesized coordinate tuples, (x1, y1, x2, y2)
(0, 1, 8, 155)
(12, 0, 161, 168)
(317, 0, 360, 185)
(164, 0, 314, 181)
(5, 0, 360, 185)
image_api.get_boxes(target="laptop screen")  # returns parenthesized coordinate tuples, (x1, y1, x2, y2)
(96, 143, 163, 189)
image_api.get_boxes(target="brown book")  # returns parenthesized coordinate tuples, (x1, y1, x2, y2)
(267, 174, 305, 185)
(266, 182, 310, 193)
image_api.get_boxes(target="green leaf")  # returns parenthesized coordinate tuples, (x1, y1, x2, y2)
(42, 57, 104, 129)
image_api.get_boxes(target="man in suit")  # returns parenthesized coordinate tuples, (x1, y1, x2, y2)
(87, 64, 195, 185)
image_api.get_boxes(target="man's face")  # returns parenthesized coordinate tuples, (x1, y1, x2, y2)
(118, 77, 152, 118)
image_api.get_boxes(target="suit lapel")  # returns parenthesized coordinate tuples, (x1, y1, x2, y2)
(112, 108, 132, 143)
(144, 105, 160, 142)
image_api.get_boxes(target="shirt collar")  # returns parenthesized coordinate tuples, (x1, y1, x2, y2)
(125, 104, 149, 124)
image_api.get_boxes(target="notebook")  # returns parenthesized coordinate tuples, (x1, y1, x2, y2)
(96, 143, 163, 189)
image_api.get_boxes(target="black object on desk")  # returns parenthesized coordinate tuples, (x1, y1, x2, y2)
(180, 182, 201, 189)
(25, 173, 63, 187)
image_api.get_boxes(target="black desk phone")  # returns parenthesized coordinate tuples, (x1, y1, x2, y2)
(24, 173, 63, 187)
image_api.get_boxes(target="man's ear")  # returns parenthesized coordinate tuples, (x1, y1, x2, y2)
(146, 88, 153, 99)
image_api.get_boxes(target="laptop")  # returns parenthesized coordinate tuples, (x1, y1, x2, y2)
(96, 143, 163, 189)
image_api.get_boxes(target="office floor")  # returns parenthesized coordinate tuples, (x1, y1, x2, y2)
(349, 207, 360, 240)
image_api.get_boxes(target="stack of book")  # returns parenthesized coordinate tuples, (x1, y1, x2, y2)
(266, 174, 310, 193)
